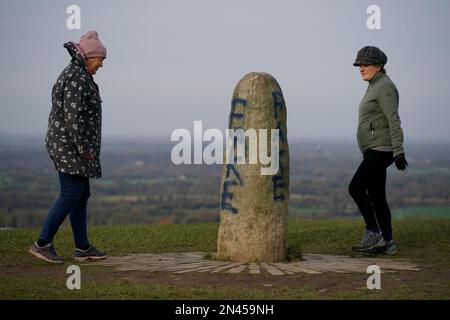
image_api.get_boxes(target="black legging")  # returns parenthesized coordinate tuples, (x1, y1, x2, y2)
(348, 149, 394, 241)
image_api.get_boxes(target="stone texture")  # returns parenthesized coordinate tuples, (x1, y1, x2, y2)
(260, 263, 285, 276)
(217, 72, 290, 263)
(226, 265, 247, 274)
(248, 263, 261, 275)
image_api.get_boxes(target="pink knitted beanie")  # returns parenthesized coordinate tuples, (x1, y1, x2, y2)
(78, 31, 107, 59)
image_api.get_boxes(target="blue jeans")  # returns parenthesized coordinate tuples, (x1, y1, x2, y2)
(39, 172, 90, 248)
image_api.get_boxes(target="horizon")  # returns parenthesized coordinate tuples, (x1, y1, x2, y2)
(1, 131, 449, 146)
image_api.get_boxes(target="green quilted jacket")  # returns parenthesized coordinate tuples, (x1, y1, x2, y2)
(357, 72, 405, 157)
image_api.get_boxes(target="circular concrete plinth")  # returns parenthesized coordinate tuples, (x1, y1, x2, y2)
(90, 252, 420, 275)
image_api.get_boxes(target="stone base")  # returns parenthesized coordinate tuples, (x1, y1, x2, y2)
(89, 252, 420, 275)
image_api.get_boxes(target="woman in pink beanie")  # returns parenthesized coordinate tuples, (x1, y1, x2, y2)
(29, 31, 107, 263)
(78, 30, 107, 75)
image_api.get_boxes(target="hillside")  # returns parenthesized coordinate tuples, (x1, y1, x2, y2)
(1, 219, 449, 300)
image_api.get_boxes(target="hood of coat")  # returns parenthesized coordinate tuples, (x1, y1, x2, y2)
(63, 41, 102, 101)
(64, 41, 88, 72)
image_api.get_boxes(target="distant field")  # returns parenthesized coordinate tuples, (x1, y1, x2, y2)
(290, 206, 450, 220)
(2, 140, 450, 227)
(91, 179, 114, 186)
(392, 207, 450, 219)
(0, 175, 13, 189)
(289, 206, 327, 218)
(97, 195, 141, 203)
(92, 177, 199, 188)
(408, 168, 450, 175)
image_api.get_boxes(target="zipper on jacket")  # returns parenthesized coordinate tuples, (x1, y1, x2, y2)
(370, 122, 375, 135)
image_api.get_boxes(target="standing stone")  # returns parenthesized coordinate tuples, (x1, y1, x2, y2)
(217, 72, 289, 263)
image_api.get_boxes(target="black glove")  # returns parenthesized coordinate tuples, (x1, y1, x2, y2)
(394, 153, 408, 171)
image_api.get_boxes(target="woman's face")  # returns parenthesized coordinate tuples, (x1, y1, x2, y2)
(85, 57, 105, 75)
(359, 64, 381, 81)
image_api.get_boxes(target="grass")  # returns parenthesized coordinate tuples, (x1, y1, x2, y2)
(2, 277, 447, 300)
(0, 223, 219, 267)
(1, 219, 449, 299)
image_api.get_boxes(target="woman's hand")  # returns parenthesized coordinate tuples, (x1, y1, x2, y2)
(83, 149, 95, 161)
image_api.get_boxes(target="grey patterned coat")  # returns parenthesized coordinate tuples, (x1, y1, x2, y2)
(45, 42, 102, 178)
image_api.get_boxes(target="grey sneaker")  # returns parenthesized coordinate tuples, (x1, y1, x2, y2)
(29, 242, 64, 264)
(352, 230, 385, 252)
(74, 246, 107, 261)
(383, 240, 397, 255)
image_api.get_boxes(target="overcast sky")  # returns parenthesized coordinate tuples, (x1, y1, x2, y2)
(0, 0, 449, 142)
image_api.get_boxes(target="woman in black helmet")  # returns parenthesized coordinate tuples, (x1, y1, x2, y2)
(349, 46, 408, 255)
